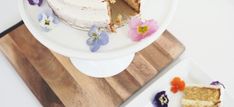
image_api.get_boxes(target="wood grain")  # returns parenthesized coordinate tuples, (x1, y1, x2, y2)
(0, 25, 185, 107)
(0, 35, 64, 107)
(126, 53, 158, 85)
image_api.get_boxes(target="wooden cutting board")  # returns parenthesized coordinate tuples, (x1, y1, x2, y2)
(0, 25, 184, 107)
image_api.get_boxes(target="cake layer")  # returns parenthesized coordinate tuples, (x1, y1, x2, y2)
(47, 0, 110, 30)
(182, 99, 219, 107)
(124, 0, 141, 12)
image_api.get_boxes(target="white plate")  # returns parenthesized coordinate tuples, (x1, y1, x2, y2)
(122, 59, 234, 107)
(18, 0, 177, 60)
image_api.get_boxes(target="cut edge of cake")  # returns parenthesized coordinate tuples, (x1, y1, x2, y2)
(107, 0, 140, 32)
(182, 84, 222, 107)
(124, 0, 141, 12)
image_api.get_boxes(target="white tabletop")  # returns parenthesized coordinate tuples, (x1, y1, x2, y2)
(0, 52, 42, 107)
(168, 0, 234, 98)
(0, 0, 21, 33)
(0, 0, 233, 106)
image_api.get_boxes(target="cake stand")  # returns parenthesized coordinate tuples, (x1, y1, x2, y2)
(18, 0, 177, 77)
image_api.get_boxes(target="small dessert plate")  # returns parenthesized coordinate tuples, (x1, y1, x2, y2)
(122, 59, 234, 107)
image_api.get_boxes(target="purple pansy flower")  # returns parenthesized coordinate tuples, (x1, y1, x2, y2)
(210, 81, 225, 89)
(38, 9, 59, 32)
(153, 91, 169, 107)
(87, 25, 109, 52)
(28, 0, 43, 6)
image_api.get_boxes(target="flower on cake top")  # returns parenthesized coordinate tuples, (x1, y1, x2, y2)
(38, 9, 59, 32)
(128, 16, 158, 41)
(28, 0, 43, 6)
(170, 77, 185, 93)
(210, 81, 225, 89)
(153, 91, 169, 107)
(87, 25, 109, 52)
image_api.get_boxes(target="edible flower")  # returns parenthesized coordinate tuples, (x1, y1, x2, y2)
(210, 81, 225, 89)
(128, 16, 158, 41)
(170, 77, 185, 93)
(38, 9, 59, 32)
(87, 25, 109, 52)
(153, 91, 169, 107)
(28, 0, 43, 6)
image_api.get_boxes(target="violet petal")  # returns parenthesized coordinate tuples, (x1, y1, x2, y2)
(87, 37, 95, 46)
(88, 25, 98, 37)
(40, 26, 50, 32)
(28, 0, 35, 5)
(153, 91, 169, 107)
(90, 40, 101, 52)
(37, 13, 44, 22)
(52, 16, 60, 24)
(32, 0, 40, 4)
(38, 0, 43, 6)
(210, 81, 225, 89)
(99, 31, 109, 45)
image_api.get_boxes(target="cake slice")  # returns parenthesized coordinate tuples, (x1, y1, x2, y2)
(182, 85, 222, 107)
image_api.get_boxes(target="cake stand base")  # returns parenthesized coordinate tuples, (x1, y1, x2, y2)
(70, 54, 135, 78)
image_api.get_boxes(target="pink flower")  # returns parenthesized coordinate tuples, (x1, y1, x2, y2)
(128, 17, 159, 41)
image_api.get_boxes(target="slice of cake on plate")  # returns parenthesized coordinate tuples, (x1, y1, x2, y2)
(46, 0, 141, 31)
(182, 85, 222, 107)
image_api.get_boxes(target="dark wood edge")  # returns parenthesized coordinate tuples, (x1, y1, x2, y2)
(0, 21, 24, 38)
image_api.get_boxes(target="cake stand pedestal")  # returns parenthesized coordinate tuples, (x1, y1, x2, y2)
(70, 54, 135, 77)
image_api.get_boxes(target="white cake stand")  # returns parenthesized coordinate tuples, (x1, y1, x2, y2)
(18, 0, 177, 77)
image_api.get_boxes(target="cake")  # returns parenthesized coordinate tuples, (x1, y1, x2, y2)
(46, 0, 141, 31)
(124, 0, 141, 12)
(182, 85, 222, 107)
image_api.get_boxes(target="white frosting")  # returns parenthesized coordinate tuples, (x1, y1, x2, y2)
(47, 0, 110, 30)
(60, 0, 108, 9)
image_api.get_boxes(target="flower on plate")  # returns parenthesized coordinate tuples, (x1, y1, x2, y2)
(210, 81, 225, 89)
(87, 25, 109, 52)
(153, 91, 169, 107)
(128, 16, 158, 41)
(170, 77, 185, 93)
(28, 0, 43, 6)
(38, 9, 59, 32)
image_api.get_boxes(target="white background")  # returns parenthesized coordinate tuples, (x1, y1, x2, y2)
(0, 0, 21, 33)
(168, 0, 234, 98)
(0, 0, 234, 106)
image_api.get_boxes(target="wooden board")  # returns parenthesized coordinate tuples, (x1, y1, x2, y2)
(0, 25, 184, 107)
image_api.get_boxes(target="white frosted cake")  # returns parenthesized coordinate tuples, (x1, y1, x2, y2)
(47, 0, 141, 31)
